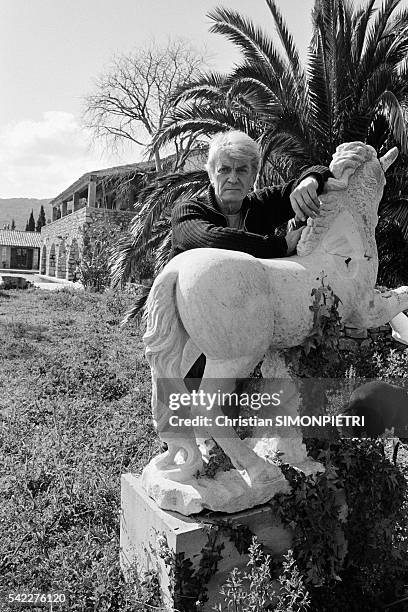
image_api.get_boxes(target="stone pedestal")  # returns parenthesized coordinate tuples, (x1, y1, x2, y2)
(120, 474, 292, 611)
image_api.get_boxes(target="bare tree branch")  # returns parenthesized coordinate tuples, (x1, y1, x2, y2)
(82, 38, 208, 171)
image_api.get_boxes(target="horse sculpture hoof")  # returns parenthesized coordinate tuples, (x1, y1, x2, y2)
(147, 451, 203, 483)
(244, 458, 284, 485)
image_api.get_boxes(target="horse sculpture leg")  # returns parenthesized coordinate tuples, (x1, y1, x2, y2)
(192, 356, 285, 483)
(143, 265, 204, 482)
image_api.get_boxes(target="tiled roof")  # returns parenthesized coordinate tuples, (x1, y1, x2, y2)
(49, 160, 157, 206)
(49, 147, 207, 206)
(0, 230, 41, 248)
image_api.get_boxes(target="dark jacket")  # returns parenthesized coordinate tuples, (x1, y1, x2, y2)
(171, 165, 332, 259)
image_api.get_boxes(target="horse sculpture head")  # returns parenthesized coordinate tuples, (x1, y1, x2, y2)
(297, 142, 398, 258)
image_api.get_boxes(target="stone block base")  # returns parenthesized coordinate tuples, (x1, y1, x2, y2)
(120, 473, 292, 611)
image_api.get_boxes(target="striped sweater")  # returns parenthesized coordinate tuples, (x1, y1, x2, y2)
(171, 165, 332, 259)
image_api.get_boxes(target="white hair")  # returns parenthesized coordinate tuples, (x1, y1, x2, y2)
(205, 130, 261, 175)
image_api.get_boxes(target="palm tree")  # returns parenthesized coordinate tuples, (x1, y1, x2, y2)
(111, 0, 408, 289)
(377, 149, 408, 285)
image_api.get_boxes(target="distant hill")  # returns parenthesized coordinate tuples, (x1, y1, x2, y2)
(0, 198, 51, 231)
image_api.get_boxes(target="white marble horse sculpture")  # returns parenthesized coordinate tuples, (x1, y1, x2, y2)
(142, 142, 408, 514)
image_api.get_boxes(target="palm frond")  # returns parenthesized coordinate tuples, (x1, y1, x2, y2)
(360, 65, 394, 111)
(384, 12, 408, 66)
(335, 0, 354, 93)
(366, 114, 391, 151)
(376, 217, 408, 285)
(226, 62, 282, 113)
(119, 228, 172, 322)
(110, 170, 208, 286)
(154, 103, 263, 149)
(134, 170, 208, 243)
(359, 0, 401, 80)
(376, 90, 408, 153)
(265, 0, 305, 84)
(171, 71, 230, 103)
(351, 0, 377, 65)
(229, 62, 307, 123)
(226, 78, 281, 116)
(396, 52, 408, 77)
(154, 231, 173, 275)
(120, 282, 152, 326)
(308, 0, 339, 152)
(207, 7, 286, 77)
(230, 62, 281, 96)
(112, 222, 169, 290)
(310, 0, 336, 57)
(381, 198, 408, 239)
(260, 127, 314, 169)
(307, 41, 333, 149)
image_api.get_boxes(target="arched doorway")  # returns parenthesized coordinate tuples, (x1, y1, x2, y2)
(48, 244, 56, 277)
(67, 239, 80, 281)
(57, 241, 67, 279)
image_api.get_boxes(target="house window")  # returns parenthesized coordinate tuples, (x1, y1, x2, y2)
(10, 247, 30, 269)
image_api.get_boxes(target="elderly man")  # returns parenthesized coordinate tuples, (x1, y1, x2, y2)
(171, 130, 332, 259)
(171, 130, 332, 382)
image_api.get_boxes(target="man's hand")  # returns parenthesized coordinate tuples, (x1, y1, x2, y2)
(290, 175, 320, 222)
(285, 226, 305, 255)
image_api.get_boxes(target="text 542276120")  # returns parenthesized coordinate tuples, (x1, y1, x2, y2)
(4, 592, 68, 607)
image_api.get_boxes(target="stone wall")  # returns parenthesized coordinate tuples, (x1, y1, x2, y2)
(340, 321, 408, 353)
(40, 207, 135, 280)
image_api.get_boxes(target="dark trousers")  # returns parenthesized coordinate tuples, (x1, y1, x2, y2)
(160, 354, 206, 452)
(184, 353, 206, 392)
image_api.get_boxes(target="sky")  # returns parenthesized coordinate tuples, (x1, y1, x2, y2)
(0, 0, 404, 199)
(0, 0, 318, 198)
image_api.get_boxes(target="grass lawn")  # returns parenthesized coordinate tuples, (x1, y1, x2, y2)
(0, 287, 407, 612)
(0, 288, 158, 611)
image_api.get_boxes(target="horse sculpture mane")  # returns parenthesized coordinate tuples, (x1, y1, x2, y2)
(298, 142, 380, 256)
(141, 142, 408, 516)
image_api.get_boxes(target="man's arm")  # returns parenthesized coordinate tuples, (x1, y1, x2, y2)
(291, 165, 333, 221)
(253, 165, 332, 228)
(172, 201, 289, 258)
(296, 165, 332, 194)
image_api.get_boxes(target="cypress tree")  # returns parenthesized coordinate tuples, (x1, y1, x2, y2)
(36, 205, 46, 232)
(26, 210, 35, 232)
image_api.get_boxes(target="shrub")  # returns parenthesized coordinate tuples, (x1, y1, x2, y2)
(215, 540, 310, 612)
(79, 218, 130, 292)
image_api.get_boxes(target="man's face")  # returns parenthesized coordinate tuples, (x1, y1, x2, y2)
(209, 153, 256, 214)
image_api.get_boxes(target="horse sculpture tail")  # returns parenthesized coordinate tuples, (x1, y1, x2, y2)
(143, 265, 188, 432)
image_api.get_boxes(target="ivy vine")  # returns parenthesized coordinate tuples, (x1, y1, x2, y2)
(156, 521, 256, 611)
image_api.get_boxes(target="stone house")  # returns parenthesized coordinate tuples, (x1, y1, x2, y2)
(40, 161, 155, 280)
(0, 230, 41, 271)
(40, 149, 207, 281)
